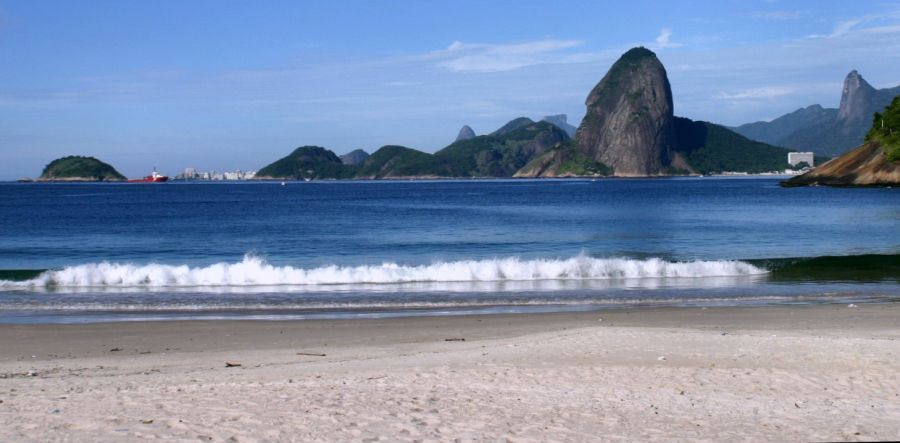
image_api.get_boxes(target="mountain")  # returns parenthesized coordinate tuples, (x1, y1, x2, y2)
(455, 125, 476, 142)
(490, 117, 535, 136)
(434, 121, 568, 177)
(732, 105, 837, 146)
(519, 47, 802, 177)
(574, 47, 678, 176)
(674, 118, 820, 175)
(354, 145, 441, 179)
(340, 149, 370, 166)
(541, 114, 577, 138)
(256, 146, 354, 179)
(37, 156, 126, 182)
(733, 71, 900, 157)
(259, 47, 810, 180)
(783, 96, 900, 187)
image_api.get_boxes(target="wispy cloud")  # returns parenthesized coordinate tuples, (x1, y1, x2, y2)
(650, 28, 682, 50)
(807, 19, 863, 39)
(430, 39, 590, 73)
(716, 87, 795, 100)
(750, 10, 804, 21)
(806, 11, 900, 39)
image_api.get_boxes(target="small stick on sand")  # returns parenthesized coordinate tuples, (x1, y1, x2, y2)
(224, 362, 241, 368)
(297, 352, 327, 357)
(444, 338, 466, 342)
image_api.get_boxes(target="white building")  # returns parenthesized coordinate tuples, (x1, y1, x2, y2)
(788, 152, 814, 167)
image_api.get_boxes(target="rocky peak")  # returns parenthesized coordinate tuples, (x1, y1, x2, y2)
(541, 114, 577, 138)
(838, 70, 877, 126)
(455, 125, 476, 142)
(575, 47, 677, 176)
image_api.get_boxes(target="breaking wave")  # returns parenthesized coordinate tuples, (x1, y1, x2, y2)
(0, 254, 766, 289)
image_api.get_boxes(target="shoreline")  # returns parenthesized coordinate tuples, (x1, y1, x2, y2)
(2, 303, 899, 440)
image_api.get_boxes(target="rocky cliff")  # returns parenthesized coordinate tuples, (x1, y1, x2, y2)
(575, 47, 677, 176)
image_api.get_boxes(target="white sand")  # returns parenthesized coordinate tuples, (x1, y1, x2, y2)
(1, 305, 899, 441)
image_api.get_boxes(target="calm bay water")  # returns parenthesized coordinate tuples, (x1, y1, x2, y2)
(0, 177, 898, 322)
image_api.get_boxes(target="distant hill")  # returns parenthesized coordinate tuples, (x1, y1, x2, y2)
(674, 118, 821, 175)
(490, 117, 535, 136)
(455, 125, 476, 142)
(355, 145, 442, 179)
(541, 114, 577, 138)
(733, 71, 900, 157)
(784, 96, 900, 186)
(340, 149, 369, 166)
(37, 156, 126, 182)
(256, 146, 354, 179)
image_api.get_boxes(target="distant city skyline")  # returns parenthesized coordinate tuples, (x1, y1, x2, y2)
(2, 0, 900, 179)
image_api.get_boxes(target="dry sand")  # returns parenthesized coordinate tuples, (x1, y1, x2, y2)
(1, 304, 899, 442)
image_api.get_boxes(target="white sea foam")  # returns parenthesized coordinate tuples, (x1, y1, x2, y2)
(0, 254, 767, 289)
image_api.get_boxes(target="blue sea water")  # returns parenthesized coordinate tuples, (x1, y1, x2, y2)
(0, 177, 898, 323)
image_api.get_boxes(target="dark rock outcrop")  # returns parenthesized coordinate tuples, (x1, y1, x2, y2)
(541, 114, 577, 138)
(455, 125, 476, 142)
(575, 47, 677, 176)
(340, 149, 370, 166)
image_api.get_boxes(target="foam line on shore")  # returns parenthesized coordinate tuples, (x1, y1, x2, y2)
(0, 254, 766, 288)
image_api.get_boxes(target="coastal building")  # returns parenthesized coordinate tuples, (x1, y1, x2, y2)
(788, 152, 814, 167)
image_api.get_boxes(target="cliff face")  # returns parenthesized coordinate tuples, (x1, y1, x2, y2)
(575, 47, 677, 176)
(837, 70, 879, 129)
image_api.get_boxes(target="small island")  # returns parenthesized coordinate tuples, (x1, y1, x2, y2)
(783, 96, 900, 187)
(37, 156, 126, 182)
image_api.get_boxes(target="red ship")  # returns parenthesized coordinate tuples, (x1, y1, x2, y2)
(128, 169, 168, 183)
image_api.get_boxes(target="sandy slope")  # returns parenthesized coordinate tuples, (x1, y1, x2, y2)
(1, 305, 899, 442)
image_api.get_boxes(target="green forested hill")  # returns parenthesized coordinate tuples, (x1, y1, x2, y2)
(38, 156, 126, 181)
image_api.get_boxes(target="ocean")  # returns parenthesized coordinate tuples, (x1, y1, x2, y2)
(0, 177, 897, 323)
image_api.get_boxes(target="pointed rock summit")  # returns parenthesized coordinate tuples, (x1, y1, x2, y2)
(455, 125, 476, 142)
(541, 114, 577, 138)
(837, 70, 878, 127)
(576, 47, 677, 176)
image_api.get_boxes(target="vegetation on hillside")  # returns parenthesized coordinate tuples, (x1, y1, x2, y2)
(866, 96, 900, 162)
(355, 145, 442, 178)
(435, 122, 569, 177)
(255, 146, 354, 179)
(673, 117, 804, 174)
(39, 156, 125, 181)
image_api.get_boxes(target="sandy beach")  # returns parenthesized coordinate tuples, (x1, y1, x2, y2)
(1, 304, 899, 442)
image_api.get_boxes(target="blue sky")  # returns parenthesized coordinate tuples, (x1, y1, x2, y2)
(2, 0, 900, 179)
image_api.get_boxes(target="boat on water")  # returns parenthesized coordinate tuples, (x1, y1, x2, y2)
(128, 169, 168, 183)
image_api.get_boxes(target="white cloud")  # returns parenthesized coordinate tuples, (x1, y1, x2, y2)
(651, 28, 682, 49)
(431, 39, 589, 73)
(716, 87, 795, 100)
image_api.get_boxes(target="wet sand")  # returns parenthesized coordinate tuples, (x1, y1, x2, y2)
(1, 303, 899, 441)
